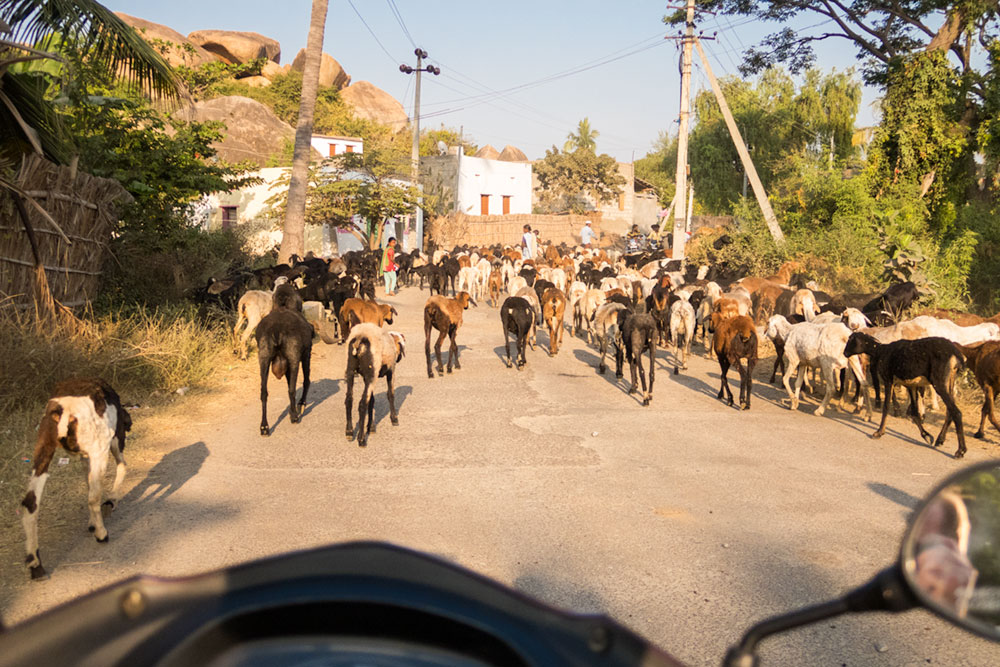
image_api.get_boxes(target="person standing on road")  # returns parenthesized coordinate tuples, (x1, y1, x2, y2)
(580, 219, 596, 248)
(382, 237, 398, 296)
(521, 224, 536, 260)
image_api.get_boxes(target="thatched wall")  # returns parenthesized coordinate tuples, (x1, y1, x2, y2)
(428, 212, 603, 248)
(0, 155, 129, 307)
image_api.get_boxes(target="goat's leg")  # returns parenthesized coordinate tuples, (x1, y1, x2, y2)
(720, 358, 735, 406)
(598, 336, 609, 374)
(815, 363, 836, 417)
(448, 327, 460, 371)
(782, 357, 800, 410)
(975, 385, 1000, 439)
(357, 381, 372, 447)
(366, 388, 376, 435)
(105, 437, 126, 511)
(615, 342, 624, 379)
(628, 349, 639, 396)
(905, 388, 935, 445)
(86, 448, 110, 542)
(517, 328, 528, 369)
(743, 358, 755, 409)
(644, 343, 655, 406)
(259, 356, 271, 436)
(933, 378, 966, 459)
(344, 371, 355, 440)
(424, 321, 435, 378)
(503, 323, 513, 368)
(286, 359, 301, 424)
(872, 378, 894, 439)
(770, 347, 783, 384)
(21, 439, 54, 580)
(386, 370, 399, 426)
(298, 348, 311, 409)
(435, 329, 448, 375)
(849, 357, 873, 421)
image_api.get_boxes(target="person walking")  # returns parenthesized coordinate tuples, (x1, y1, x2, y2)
(382, 237, 398, 296)
(521, 224, 537, 260)
(580, 219, 596, 248)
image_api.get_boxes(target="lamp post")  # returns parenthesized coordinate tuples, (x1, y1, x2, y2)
(400, 48, 440, 251)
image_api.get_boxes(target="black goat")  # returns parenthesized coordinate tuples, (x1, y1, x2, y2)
(862, 281, 919, 319)
(255, 284, 311, 436)
(617, 312, 657, 406)
(500, 296, 535, 370)
(844, 332, 966, 458)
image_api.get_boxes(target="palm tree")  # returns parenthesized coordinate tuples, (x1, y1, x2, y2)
(278, 0, 329, 263)
(563, 117, 599, 153)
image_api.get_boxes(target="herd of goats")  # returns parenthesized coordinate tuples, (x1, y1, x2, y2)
(18, 241, 1000, 580)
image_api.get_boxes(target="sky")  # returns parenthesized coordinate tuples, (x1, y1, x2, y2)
(105, 0, 884, 162)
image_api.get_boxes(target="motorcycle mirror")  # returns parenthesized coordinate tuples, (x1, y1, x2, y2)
(900, 460, 1000, 642)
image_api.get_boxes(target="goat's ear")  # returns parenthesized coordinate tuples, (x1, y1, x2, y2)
(390, 306, 398, 316)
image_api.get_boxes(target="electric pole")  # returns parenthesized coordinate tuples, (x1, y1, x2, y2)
(400, 49, 440, 251)
(671, 0, 695, 259)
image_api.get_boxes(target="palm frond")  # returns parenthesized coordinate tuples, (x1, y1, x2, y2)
(0, 70, 69, 162)
(0, 0, 179, 99)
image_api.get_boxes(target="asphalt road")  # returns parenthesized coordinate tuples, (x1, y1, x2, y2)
(2, 283, 999, 666)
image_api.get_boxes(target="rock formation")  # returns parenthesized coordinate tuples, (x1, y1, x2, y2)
(188, 30, 281, 65)
(290, 49, 350, 89)
(115, 13, 216, 68)
(340, 81, 408, 132)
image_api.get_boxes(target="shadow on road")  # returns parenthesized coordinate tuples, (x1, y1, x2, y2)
(513, 569, 607, 615)
(299, 378, 341, 419)
(866, 481, 921, 513)
(123, 441, 209, 505)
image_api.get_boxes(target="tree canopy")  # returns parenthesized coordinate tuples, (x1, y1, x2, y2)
(564, 117, 600, 152)
(533, 145, 625, 214)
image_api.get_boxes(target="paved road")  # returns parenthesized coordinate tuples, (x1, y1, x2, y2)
(2, 284, 999, 666)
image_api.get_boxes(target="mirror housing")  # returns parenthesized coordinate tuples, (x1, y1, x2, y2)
(901, 460, 1000, 642)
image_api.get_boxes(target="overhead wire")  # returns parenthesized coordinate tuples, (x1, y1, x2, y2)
(347, 0, 401, 66)
(386, 0, 417, 49)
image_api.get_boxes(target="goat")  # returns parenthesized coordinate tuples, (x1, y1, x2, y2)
(487, 270, 505, 307)
(712, 315, 758, 410)
(669, 298, 696, 372)
(574, 288, 606, 344)
(500, 296, 535, 369)
(457, 266, 481, 302)
(507, 275, 529, 297)
(256, 284, 312, 435)
(22, 378, 131, 580)
(617, 312, 657, 406)
(344, 324, 405, 447)
(541, 287, 567, 355)
(593, 302, 629, 375)
(844, 333, 966, 457)
(338, 298, 397, 342)
(233, 289, 273, 360)
(424, 292, 476, 377)
(955, 342, 1000, 441)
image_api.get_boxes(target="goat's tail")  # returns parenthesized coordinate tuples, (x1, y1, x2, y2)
(271, 355, 288, 379)
(348, 335, 370, 359)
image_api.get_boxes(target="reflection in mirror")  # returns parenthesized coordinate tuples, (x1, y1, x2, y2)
(903, 463, 1000, 641)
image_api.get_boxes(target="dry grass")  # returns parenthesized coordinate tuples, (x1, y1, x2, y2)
(0, 304, 228, 522)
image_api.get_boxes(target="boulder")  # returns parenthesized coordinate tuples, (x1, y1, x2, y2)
(176, 96, 300, 166)
(115, 13, 216, 67)
(291, 49, 350, 89)
(240, 75, 272, 88)
(340, 81, 408, 132)
(188, 30, 281, 65)
(260, 60, 284, 80)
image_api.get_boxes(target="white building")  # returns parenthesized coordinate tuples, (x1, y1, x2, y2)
(310, 134, 363, 158)
(420, 147, 533, 216)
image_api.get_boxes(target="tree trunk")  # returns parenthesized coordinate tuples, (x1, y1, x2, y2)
(278, 0, 329, 264)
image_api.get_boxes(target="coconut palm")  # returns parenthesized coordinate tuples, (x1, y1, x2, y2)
(278, 0, 329, 263)
(563, 117, 599, 153)
(0, 0, 179, 164)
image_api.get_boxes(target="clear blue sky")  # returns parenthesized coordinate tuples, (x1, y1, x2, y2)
(105, 0, 881, 162)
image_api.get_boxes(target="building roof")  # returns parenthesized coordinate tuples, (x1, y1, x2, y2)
(497, 145, 528, 162)
(311, 134, 364, 142)
(474, 144, 500, 160)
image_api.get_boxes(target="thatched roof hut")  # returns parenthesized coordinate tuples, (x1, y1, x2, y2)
(474, 144, 500, 160)
(497, 145, 528, 162)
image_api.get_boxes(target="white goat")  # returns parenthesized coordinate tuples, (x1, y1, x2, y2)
(669, 299, 696, 371)
(791, 288, 821, 321)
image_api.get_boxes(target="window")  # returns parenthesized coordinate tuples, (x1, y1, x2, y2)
(345, 145, 355, 153)
(328, 143, 337, 157)
(221, 206, 238, 229)
(502, 195, 511, 215)
(480, 194, 490, 215)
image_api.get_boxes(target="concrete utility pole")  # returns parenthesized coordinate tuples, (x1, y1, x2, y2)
(400, 49, 440, 251)
(694, 38, 785, 244)
(671, 0, 695, 259)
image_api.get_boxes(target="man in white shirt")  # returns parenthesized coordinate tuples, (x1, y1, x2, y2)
(580, 220, 596, 248)
(521, 224, 536, 260)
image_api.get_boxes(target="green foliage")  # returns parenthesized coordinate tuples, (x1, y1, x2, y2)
(961, 202, 1000, 313)
(533, 146, 625, 214)
(564, 117, 599, 152)
(174, 57, 267, 98)
(419, 127, 478, 157)
(634, 132, 677, 206)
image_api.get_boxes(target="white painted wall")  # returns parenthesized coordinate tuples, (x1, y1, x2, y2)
(456, 154, 532, 216)
(310, 135, 363, 159)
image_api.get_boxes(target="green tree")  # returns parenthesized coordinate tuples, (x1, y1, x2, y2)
(419, 126, 478, 157)
(533, 146, 625, 214)
(280, 0, 328, 263)
(634, 131, 677, 207)
(563, 117, 599, 152)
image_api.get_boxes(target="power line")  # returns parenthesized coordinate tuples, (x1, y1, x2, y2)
(347, 0, 399, 66)
(386, 0, 417, 49)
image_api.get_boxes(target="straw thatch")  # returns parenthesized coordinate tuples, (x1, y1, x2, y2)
(428, 212, 603, 248)
(497, 145, 528, 162)
(474, 144, 500, 160)
(0, 154, 131, 309)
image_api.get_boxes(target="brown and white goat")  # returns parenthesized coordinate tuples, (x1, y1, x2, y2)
(338, 298, 397, 343)
(541, 287, 567, 356)
(345, 324, 405, 447)
(424, 291, 477, 377)
(22, 378, 131, 580)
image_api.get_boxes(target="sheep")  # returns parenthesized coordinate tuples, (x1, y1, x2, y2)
(566, 280, 588, 323)
(712, 314, 758, 410)
(500, 296, 536, 369)
(955, 342, 1000, 441)
(617, 312, 657, 406)
(338, 298, 397, 342)
(574, 288, 607, 344)
(424, 292, 477, 378)
(233, 289, 273, 360)
(593, 302, 629, 375)
(550, 267, 567, 293)
(790, 288, 820, 321)
(844, 333, 967, 458)
(21, 378, 131, 580)
(669, 298, 696, 372)
(344, 324, 405, 447)
(541, 287, 567, 355)
(457, 266, 481, 301)
(507, 275, 528, 297)
(256, 284, 313, 436)
(773, 318, 872, 418)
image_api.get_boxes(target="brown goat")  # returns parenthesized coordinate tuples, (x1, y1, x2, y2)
(713, 315, 758, 409)
(458, 255, 472, 268)
(487, 270, 505, 308)
(338, 298, 397, 342)
(541, 287, 567, 356)
(956, 341, 1000, 440)
(424, 291, 477, 377)
(737, 261, 802, 295)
